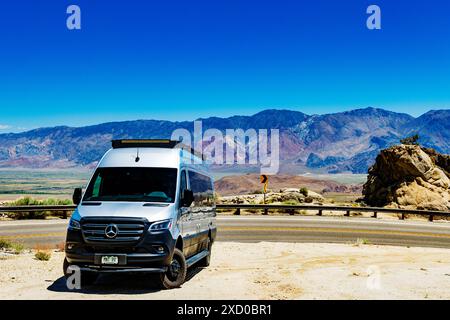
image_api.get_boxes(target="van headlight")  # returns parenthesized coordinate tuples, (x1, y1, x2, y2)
(68, 218, 81, 230)
(149, 219, 172, 231)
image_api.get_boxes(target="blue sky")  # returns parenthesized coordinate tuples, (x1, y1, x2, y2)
(0, 0, 449, 132)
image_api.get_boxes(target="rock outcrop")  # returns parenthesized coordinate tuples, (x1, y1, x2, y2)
(362, 144, 450, 210)
(219, 188, 324, 205)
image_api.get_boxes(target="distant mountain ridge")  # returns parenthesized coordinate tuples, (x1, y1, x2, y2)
(0, 107, 449, 174)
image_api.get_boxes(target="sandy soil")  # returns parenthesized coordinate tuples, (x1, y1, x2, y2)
(1, 242, 450, 300)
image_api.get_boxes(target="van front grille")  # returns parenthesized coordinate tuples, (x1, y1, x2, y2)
(80, 217, 149, 244)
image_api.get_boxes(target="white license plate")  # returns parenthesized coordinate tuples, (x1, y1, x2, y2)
(101, 256, 119, 265)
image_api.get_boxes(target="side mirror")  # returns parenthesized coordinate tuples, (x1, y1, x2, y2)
(72, 187, 82, 205)
(181, 189, 194, 207)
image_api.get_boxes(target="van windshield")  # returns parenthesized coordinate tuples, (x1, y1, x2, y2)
(83, 167, 177, 203)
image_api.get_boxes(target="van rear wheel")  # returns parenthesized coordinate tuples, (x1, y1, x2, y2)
(159, 248, 187, 289)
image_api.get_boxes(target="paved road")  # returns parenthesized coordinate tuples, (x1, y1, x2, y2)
(2, 216, 450, 248)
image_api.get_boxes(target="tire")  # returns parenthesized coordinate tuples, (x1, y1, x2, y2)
(198, 237, 212, 267)
(159, 248, 187, 289)
(63, 258, 98, 287)
(63, 258, 70, 278)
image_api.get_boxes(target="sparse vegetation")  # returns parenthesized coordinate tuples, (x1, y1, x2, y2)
(280, 200, 302, 215)
(4, 197, 73, 220)
(35, 250, 52, 261)
(400, 134, 420, 146)
(10, 242, 25, 254)
(354, 238, 370, 246)
(0, 238, 25, 254)
(0, 238, 12, 249)
(9, 197, 72, 206)
(282, 200, 300, 205)
(299, 187, 308, 197)
(0, 170, 89, 197)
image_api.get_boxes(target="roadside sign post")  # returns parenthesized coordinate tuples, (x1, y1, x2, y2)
(260, 175, 269, 215)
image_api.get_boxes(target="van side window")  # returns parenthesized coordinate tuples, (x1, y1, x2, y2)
(188, 171, 214, 206)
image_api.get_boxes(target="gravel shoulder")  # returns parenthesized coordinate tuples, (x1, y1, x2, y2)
(1, 242, 450, 300)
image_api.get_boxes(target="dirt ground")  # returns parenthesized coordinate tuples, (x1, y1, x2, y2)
(1, 242, 450, 300)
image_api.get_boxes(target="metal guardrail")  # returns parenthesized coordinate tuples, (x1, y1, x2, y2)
(0, 204, 449, 222)
(215, 204, 450, 222)
(0, 205, 77, 219)
(0, 205, 77, 212)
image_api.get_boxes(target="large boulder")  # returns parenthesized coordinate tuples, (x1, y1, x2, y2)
(362, 144, 450, 210)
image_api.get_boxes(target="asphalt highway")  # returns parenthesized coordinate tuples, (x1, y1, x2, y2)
(2, 215, 450, 248)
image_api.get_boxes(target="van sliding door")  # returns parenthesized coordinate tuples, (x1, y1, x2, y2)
(188, 171, 214, 253)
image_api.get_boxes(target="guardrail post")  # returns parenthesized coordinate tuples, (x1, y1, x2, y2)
(263, 208, 268, 215)
(234, 208, 240, 215)
(317, 209, 322, 216)
(62, 211, 68, 219)
(400, 213, 405, 220)
(372, 211, 377, 218)
(344, 210, 350, 217)
(429, 214, 434, 222)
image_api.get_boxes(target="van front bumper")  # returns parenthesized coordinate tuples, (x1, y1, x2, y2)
(65, 227, 176, 272)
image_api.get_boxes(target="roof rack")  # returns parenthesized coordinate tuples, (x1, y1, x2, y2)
(112, 139, 180, 149)
(111, 139, 205, 160)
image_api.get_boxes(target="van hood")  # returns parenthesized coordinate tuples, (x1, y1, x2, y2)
(76, 202, 175, 222)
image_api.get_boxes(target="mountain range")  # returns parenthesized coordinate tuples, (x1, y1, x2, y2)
(0, 107, 449, 174)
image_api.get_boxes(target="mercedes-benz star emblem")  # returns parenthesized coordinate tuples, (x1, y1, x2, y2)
(105, 224, 119, 239)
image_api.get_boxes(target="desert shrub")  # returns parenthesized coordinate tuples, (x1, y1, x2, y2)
(0, 238, 25, 254)
(299, 187, 308, 197)
(35, 251, 52, 261)
(400, 134, 420, 145)
(5, 210, 48, 220)
(0, 238, 12, 249)
(280, 200, 302, 215)
(282, 200, 300, 205)
(10, 242, 24, 254)
(10, 197, 72, 206)
(355, 238, 370, 246)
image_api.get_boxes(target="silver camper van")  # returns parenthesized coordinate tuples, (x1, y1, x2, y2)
(64, 139, 217, 289)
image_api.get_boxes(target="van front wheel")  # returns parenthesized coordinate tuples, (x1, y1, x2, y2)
(159, 248, 187, 289)
(63, 258, 98, 286)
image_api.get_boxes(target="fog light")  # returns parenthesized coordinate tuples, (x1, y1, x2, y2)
(66, 243, 75, 250)
(156, 246, 164, 253)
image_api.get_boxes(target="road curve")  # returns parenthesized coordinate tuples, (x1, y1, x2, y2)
(2, 216, 450, 248)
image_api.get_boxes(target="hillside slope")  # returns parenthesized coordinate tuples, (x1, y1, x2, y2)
(0, 108, 448, 173)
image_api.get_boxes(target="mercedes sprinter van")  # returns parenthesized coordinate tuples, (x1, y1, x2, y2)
(64, 139, 217, 289)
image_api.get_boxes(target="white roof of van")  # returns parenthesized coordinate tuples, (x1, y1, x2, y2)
(98, 147, 205, 169)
